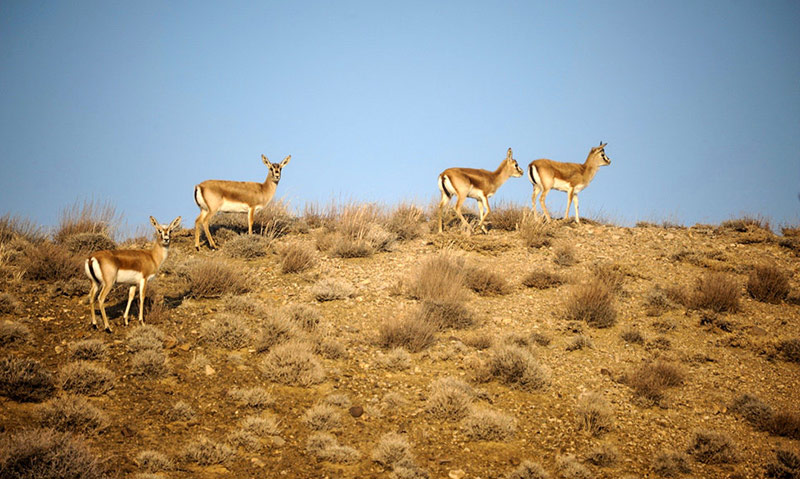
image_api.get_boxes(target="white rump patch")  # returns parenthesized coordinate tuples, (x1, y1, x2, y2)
(195, 186, 209, 210)
(116, 269, 144, 285)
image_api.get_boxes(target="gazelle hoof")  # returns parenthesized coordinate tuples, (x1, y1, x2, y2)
(104, 327, 113, 334)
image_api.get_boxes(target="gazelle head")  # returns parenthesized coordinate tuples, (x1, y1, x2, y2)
(262, 154, 292, 183)
(504, 148, 525, 177)
(149, 216, 182, 247)
(589, 142, 611, 166)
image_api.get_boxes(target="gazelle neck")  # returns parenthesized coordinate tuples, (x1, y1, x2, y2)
(150, 238, 169, 267)
(492, 161, 515, 186)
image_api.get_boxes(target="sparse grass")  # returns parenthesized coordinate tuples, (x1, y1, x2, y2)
(254, 316, 297, 353)
(0, 213, 44, 244)
(324, 393, 352, 408)
(747, 264, 790, 303)
(566, 334, 593, 351)
(223, 234, 270, 259)
(371, 432, 413, 467)
(24, 241, 81, 281)
(126, 325, 164, 353)
(766, 450, 800, 479)
(131, 349, 169, 378)
(386, 203, 427, 240)
(767, 411, 800, 440)
(426, 377, 475, 420)
(0, 320, 30, 346)
(692, 272, 740, 313)
(303, 403, 342, 431)
(416, 299, 475, 330)
(591, 262, 626, 293)
(134, 450, 173, 472)
(647, 336, 672, 351)
(652, 451, 691, 477)
(37, 395, 108, 434)
(0, 293, 21, 315)
(182, 436, 235, 465)
(227, 387, 274, 409)
(464, 264, 511, 295)
(62, 232, 116, 255)
(462, 332, 493, 350)
(721, 215, 771, 232)
(462, 407, 516, 440)
(586, 442, 618, 467)
(60, 362, 114, 396)
(620, 326, 645, 345)
(54, 199, 119, 244)
(519, 213, 554, 248)
(306, 432, 361, 464)
(509, 461, 549, 479)
(0, 357, 56, 402)
(644, 286, 675, 316)
(406, 252, 468, 303)
(576, 392, 613, 436)
(556, 454, 591, 479)
(330, 235, 375, 258)
(522, 270, 565, 289)
(227, 429, 262, 452)
(624, 360, 684, 405)
(241, 413, 281, 436)
(0, 428, 106, 479)
(686, 429, 738, 464)
(377, 315, 437, 353)
(259, 341, 325, 386)
(489, 202, 526, 231)
(378, 347, 412, 370)
(253, 199, 296, 239)
(565, 279, 616, 328)
(68, 339, 106, 360)
(777, 339, 800, 363)
(282, 303, 320, 331)
(168, 401, 195, 421)
(530, 332, 552, 346)
(199, 314, 252, 349)
(553, 244, 576, 266)
(186, 260, 248, 298)
(312, 278, 355, 301)
(279, 242, 317, 273)
(731, 393, 774, 427)
(477, 344, 549, 391)
(223, 294, 267, 316)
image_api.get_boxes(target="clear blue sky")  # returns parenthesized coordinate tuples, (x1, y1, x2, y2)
(2, 1, 799, 234)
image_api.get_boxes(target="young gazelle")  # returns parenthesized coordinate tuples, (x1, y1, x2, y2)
(528, 142, 611, 224)
(438, 148, 524, 234)
(194, 154, 291, 250)
(85, 216, 181, 333)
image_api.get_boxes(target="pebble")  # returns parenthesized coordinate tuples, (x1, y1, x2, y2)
(448, 470, 465, 479)
(349, 406, 364, 418)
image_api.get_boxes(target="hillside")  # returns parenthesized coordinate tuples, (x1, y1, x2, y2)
(1, 206, 799, 479)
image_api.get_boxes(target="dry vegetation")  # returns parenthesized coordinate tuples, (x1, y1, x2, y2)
(0, 203, 798, 478)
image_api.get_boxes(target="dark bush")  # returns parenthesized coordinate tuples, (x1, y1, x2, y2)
(0, 357, 56, 402)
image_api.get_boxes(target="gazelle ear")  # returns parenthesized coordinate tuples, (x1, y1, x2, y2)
(507, 148, 513, 158)
(280, 155, 291, 167)
(168, 216, 182, 230)
(600, 142, 607, 148)
(262, 154, 270, 166)
(150, 216, 159, 228)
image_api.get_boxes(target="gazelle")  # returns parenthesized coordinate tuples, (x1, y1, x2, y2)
(194, 154, 291, 250)
(528, 142, 611, 224)
(85, 216, 181, 333)
(438, 148, 524, 234)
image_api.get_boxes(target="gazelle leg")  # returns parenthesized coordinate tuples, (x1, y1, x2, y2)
(454, 195, 471, 233)
(88, 282, 99, 329)
(123, 286, 136, 326)
(574, 194, 580, 224)
(138, 278, 146, 325)
(565, 188, 574, 221)
(96, 281, 115, 333)
(539, 189, 552, 222)
(531, 185, 541, 217)
(201, 213, 217, 250)
(194, 210, 207, 250)
(247, 208, 255, 235)
(438, 192, 449, 233)
(477, 196, 490, 234)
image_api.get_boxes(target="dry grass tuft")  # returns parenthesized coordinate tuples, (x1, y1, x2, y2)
(767, 411, 800, 440)
(371, 432, 413, 467)
(464, 264, 511, 295)
(730, 393, 774, 428)
(279, 242, 317, 273)
(747, 264, 790, 303)
(377, 315, 437, 353)
(624, 360, 684, 405)
(36, 395, 108, 434)
(182, 436, 235, 465)
(686, 429, 738, 464)
(312, 278, 355, 301)
(0, 293, 21, 315)
(652, 450, 691, 477)
(282, 303, 320, 331)
(253, 199, 296, 238)
(386, 203, 428, 240)
(223, 234, 270, 259)
(199, 314, 252, 349)
(55, 199, 119, 244)
(777, 339, 800, 363)
(565, 279, 616, 328)
(590, 262, 626, 293)
(0, 357, 56, 402)
(378, 348, 412, 370)
(254, 316, 297, 353)
(416, 299, 475, 330)
(307, 432, 361, 464)
(509, 461, 549, 479)
(0, 320, 31, 346)
(168, 401, 195, 422)
(227, 387, 274, 409)
(259, 341, 325, 386)
(522, 270, 565, 289)
(0, 428, 106, 479)
(303, 403, 342, 431)
(620, 326, 645, 345)
(69, 339, 106, 360)
(766, 450, 800, 479)
(720, 215, 771, 232)
(186, 260, 248, 298)
(576, 392, 613, 436)
(586, 442, 618, 467)
(62, 232, 116, 255)
(477, 344, 549, 391)
(462, 407, 516, 440)
(241, 414, 281, 436)
(691, 272, 740, 313)
(426, 377, 475, 420)
(644, 286, 676, 316)
(556, 454, 591, 479)
(406, 252, 468, 302)
(462, 332, 493, 350)
(59, 362, 114, 396)
(519, 213, 554, 248)
(553, 244, 577, 266)
(0, 213, 44, 244)
(131, 349, 169, 378)
(134, 450, 173, 472)
(566, 334, 593, 351)
(489, 202, 526, 231)
(24, 242, 81, 281)
(126, 325, 165, 353)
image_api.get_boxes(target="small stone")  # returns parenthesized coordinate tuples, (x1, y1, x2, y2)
(271, 436, 286, 447)
(449, 470, 465, 479)
(251, 457, 266, 468)
(204, 364, 215, 376)
(349, 406, 364, 418)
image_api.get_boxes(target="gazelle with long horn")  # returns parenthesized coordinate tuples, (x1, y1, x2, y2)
(85, 216, 181, 333)
(437, 148, 524, 234)
(194, 154, 291, 250)
(528, 142, 611, 224)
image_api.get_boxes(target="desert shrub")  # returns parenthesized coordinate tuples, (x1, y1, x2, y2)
(227, 429, 262, 452)
(464, 264, 511, 295)
(489, 202, 526, 231)
(620, 327, 645, 345)
(530, 332, 552, 346)
(768, 412, 800, 440)
(586, 442, 618, 466)
(312, 278, 355, 301)
(303, 403, 342, 431)
(462, 407, 516, 440)
(322, 393, 351, 409)
(282, 303, 320, 331)
(254, 316, 297, 353)
(200, 314, 251, 349)
(259, 341, 325, 386)
(686, 429, 738, 464)
(553, 245, 576, 266)
(462, 332, 493, 350)
(652, 451, 691, 477)
(280, 242, 317, 273)
(576, 392, 613, 436)
(406, 252, 468, 302)
(0, 293, 21, 315)
(253, 199, 296, 239)
(692, 272, 740, 313)
(59, 362, 114, 396)
(522, 270, 564, 289)
(378, 348, 412, 370)
(315, 336, 347, 359)
(565, 279, 616, 328)
(731, 393, 774, 428)
(721, 215, 771, 232)
(223, 295, 267, 316)
(0, 320, 30, 346)
(168, 401, 195, 421)
(223, 234, 269, 259)
(519, 213, 554, 248)
(747, 265, 790, 303)
(647, 336, 672, 351)
(766, 450, 800, 479)
(37, 395, 108, 433)
(227, 387, 274, 409)
(68, 339, 106, 360)
(126, 324, 164, 353)
(131, 349, 169, 378)
(186, 261, 248, 298)
(62, 232, 115, 255)
(591, 262, 626, 293)
(417, 299, 475, 330)
(55, 200, 119, 244)
(644, 286, 675, 316)
(307, 432, 361, 464)
(241, 414, 281, 436)
(0, 213, 44, 244)
(372, 432, 413, 467)
(778, 339, 800, 363)
(0, 357, 56, 402)
(330, 235, 375, 258)
(624, 361, 684, 405)
(386, 203, 427, 240)
(478, 344, 549, 391)
(509, 461, 549, 479)
(378, 316, 437, 353)
(556, 454, 590, 479)
(0, 428, 106, 479)
(566, 335, 593, 351)
(134, 450, 173, 472)
(24, 242, 81, 281)
(182, 436, 234, 465)
(425, 377, 475, 420)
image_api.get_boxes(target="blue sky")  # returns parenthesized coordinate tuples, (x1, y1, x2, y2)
(1, 1, 799, 234)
